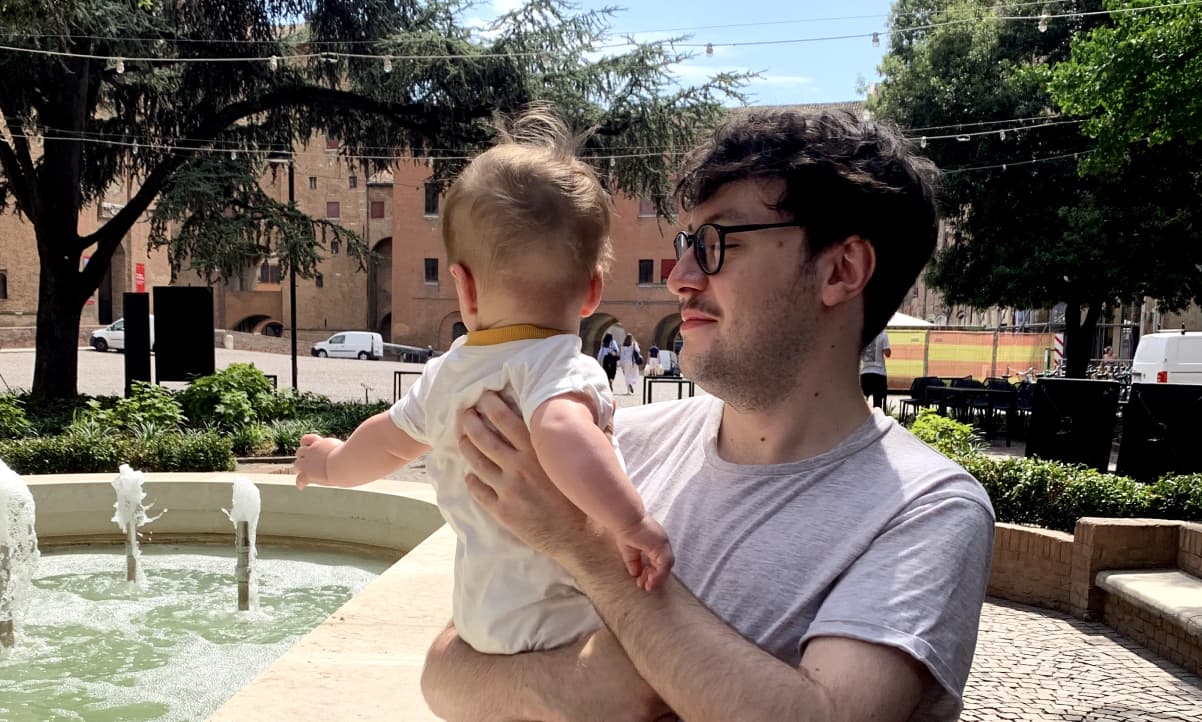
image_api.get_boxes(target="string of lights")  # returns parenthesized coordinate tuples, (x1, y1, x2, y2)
(0, 1, 1196, 66)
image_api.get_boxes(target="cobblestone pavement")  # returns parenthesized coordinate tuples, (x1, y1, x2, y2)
(965, 599, 1202, 721)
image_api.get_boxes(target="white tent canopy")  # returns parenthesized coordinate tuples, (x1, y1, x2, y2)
(888, 312, 933, 327)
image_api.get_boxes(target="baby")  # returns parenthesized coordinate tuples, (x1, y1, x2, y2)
(292, 106, 673, 654)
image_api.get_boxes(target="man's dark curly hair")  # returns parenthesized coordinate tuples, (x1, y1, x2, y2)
(675, 108, 940, 348)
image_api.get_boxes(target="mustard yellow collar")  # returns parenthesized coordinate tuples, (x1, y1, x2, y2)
(464, 324, 570, 346)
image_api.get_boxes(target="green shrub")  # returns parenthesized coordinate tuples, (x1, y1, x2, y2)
(24, 394, 105, 436)
(313, 401, 387, 440)
(178, 363, 276, 430)
(910, 409, 982, 458)
(0, 429, 234, 474)
(256, 388, 300, 423)
(269, 418, 325, 455)
(0, 395, 31, 439)
(75, 381, 185, 432)
(1150, 474, 1202, 522)
(230, 422, 273, 457)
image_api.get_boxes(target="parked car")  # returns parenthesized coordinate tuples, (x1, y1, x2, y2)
(311, 331, 384, 360)
(91, 316, 155, 352)
(1130, 331, 1202, 385)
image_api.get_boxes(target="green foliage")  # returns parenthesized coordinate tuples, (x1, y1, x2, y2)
(910, 409, 982, 458)
(1050, 2, 1202, 164)
(20, 394, 100, 436)
(872, 0, 1202, 376)
(1150, 475, 1202, 523)
(312, 401, 388, 440)
(0, 395, 31, 439)
(230, 422, 273, 457)
(268, 418, 324, 456)
(74, 381, 185, 432)
(177, 363, 274, 430)
(0, 428, 234, 474)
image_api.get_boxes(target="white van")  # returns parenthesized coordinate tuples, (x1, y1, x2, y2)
(1130, 331, 1202, 385)
(311, 331, 384, 360)
(91, 316, 155, 352)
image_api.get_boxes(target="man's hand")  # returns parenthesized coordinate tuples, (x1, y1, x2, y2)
(457, 391, 593, 557)
(293, 433, 343, 489)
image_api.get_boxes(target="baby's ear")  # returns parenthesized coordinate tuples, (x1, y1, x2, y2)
(581, 265, 604, 317)
(450, 263, 478, 313)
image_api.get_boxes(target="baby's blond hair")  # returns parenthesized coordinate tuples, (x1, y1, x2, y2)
(442, 104, 613, 307)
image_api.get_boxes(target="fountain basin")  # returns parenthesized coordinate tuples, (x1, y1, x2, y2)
(20, 473, 455, 721)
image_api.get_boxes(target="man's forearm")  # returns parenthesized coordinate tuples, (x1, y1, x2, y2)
(565, 539, 832, 722)
(421, 624, 564, 722)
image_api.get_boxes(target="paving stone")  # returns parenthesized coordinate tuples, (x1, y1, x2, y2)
(964, 599, 1202, 720)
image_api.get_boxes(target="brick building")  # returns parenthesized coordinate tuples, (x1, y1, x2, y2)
(385, 166, 684, 357)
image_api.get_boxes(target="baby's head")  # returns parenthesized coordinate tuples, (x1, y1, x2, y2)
(442, 106, 613, 328)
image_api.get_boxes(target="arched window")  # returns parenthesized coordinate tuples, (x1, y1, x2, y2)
(0, 271, 7, 299)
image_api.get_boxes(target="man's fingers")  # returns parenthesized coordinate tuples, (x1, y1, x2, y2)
(458, 428, 503, 481)
(464, 472, 499, 508)
(475, 391, 532, 452)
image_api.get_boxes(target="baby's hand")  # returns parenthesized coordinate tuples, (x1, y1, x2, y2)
(617, 516, 674, 592)
(293, 434, 343, 490)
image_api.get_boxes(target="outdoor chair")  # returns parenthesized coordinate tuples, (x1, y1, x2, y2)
(898, 376, 940, 424)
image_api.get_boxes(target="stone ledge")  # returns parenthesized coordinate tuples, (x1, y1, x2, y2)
(1096, 569, 1202, 638)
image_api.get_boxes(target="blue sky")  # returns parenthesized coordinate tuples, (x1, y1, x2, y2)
(485, 0, 895, 105)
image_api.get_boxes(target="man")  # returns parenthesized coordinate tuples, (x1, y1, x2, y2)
(861, 329, 892, 408)
(421, 109, 995, 721)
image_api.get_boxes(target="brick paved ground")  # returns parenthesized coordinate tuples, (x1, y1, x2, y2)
(965, 599, 1202, 721)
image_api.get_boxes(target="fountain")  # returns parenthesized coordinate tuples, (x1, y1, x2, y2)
(224, 476, 261, 611)
(111, 463, 163, 583)
(0, 459, 38, 651)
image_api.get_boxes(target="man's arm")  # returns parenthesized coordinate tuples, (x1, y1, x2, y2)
(421, 623, 671, 722)
(458, 392, 930, 722)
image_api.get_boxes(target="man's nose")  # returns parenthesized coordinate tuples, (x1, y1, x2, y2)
(667, 247, 707, 299)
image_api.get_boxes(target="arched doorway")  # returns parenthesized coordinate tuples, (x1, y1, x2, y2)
(368, 237, 393, 333)
(651, 314, 683, 353)
(580, 313, 620, 357)
(379, 312, 392, 342)
(97, 242, 128, 324)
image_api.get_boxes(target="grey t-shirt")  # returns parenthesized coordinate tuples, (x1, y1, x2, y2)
(614, 395, 995, 720)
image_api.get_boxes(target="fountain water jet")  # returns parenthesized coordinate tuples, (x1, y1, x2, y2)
(111, 464, 163, 583)
(225, 476, 261, 611)
(0, 459, 38, 651)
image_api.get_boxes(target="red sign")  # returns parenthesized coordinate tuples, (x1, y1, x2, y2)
(135, 263, 146, 293)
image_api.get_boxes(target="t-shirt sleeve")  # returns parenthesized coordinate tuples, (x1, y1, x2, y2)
(800, 493, 994, 718)
(388, 368, 431, 444)
(516, 350, 613, 433)
(881, 332, 891, 351)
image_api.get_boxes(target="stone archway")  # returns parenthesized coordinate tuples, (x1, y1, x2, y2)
(368, 237, 393, 333)
(437, 311, 466, 350)
(378, 313, 392, 342)
(651, 314, 683, 353)
(580, 312, 620, 358)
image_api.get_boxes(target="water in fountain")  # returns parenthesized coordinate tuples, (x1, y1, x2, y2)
(111, 464, 163, 584)
(224, 476, 261, 610)
(0, 459, 39, 652)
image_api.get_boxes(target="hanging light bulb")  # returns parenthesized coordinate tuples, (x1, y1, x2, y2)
(269, 55, 279, 71)
(919, 136, 927, 149)
(705, 42, 714, 57)
(382, 56, 392, 73)
(998, 129, 1007, 140)
(114, 57, 125, 74)
(871, 32, 880, 48)
(956, 134, 970, 142)
(1038, 10, 1050, 32)
(1001, 164, 1008, 172)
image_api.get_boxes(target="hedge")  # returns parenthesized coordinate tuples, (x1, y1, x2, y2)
(910, 409, 1202, 533)
(0, 430, 235, 475)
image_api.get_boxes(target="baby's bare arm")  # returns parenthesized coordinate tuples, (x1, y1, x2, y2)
(295, 411, 429, 488)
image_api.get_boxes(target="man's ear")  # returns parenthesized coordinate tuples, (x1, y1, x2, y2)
(450, 263, 478, 316)
(580, 266, 604, 317)
(819, 236, 875, 309)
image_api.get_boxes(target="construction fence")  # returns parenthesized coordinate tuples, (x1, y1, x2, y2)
(885, 329, 1059, 391)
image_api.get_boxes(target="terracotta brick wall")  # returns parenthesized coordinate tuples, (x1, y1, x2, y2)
(1102, 593, 1202, 676)
(1070, 518, 1180, 619)
(1180, 523, 1202, 578)
(989, 524, 1075, 612)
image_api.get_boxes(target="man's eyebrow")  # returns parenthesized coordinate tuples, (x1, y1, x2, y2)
(691, 210, 748, 230)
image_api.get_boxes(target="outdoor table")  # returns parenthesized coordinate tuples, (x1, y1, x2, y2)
(643, 376, 696, 405)
(393, 370, 423, 402)
(924, 386, 1018, 446)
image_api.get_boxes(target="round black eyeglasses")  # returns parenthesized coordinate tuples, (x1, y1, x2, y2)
(672, 222, 805, 275)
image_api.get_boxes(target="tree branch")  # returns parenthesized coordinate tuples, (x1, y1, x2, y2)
(0, 106, 39, 219)
(80, 84, 492, 288)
